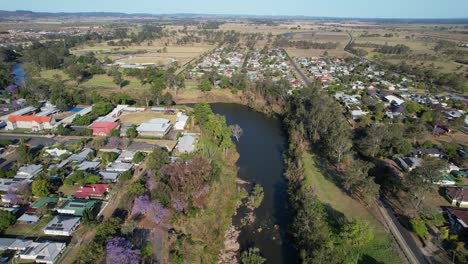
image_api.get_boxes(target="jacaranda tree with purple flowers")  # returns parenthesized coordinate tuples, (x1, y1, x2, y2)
(4, 188, 21, 205)
(5, 85, 18, 93)
(131, 195, 170, 225)
(106, 237, 140, 264)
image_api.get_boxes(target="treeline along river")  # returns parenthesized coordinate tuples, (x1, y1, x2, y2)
(210, 103, 297, 263)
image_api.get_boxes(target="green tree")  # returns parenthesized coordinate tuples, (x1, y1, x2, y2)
(112, 71, 125, 89)
(101, 152, 119, 164)
(240, 247, 266, 264)
(0, 210, 16, 230)
(146, 148, 170, 170)
(91, 102, 114, 116)
(72, 114, 92, 126)
(198, 79, 212, 92)
(410, 219, 428, 240)
(32, 179, 51, 197)
(74, 242, 104, 264)
(406, 158, 448, 215)
(132, 152, 145, 163)
(126, 126, 138, 138)
(17, 142, 33, 164)
(95, 217, 121, 244)
(109, 129, 120, 137)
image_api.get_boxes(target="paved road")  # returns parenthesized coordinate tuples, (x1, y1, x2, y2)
(282, 48, 311, 86)
(378, 198, 431, 264)
(0, 134, 56, 146)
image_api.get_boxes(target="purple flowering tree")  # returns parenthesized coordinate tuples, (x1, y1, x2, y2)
(131, 195, 170, 225)
(106, 237, 140, 264)
(5, 85, 18, 93)
(107, 136, 123, 149)
(4, 188, 22, 205)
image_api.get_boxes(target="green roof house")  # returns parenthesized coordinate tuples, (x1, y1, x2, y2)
(55, 198, 98, 216)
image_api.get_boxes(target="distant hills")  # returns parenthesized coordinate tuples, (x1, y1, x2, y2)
(0, 10, 467, 23)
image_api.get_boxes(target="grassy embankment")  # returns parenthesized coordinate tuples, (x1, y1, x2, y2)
(301, 152, 402, 263)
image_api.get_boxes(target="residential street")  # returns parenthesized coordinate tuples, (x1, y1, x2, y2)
(378, 198, 431, 264)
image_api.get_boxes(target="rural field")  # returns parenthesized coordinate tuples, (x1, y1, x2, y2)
(71, 42, 215, 67)
(40, 69, 151, 89)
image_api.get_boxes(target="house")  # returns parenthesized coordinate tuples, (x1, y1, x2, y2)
(434, 175, 456, 186)
(1, 238, 64, 262)
(18, 241, 66, 264)
(74, 184, 109, 199)
(0, 178, 29, 192)
(45, 148, 71, 158)
(6, 115, 55, 131)
(410, 148, 442, 158)
(384, 95, 405, 106)
(115, 150, 136, 163)
(55, 198, 98, 216)
(106, 162, 133, 172)
(350, 109, 368, 120)
(15, 164, 43, 179)
(99, 171, 121, 183)
(76, 161, 101, 171)
(43, 215, 81, 236)
(17, 213, 40, 224)
(396, 157, 422, 171)
(90, 121, 120, 136)
(174, 112, 189, 130)
(137, 118, 172, 137)
(446, 186, 468, 208)
(57, 148, 94, 169)
(176, 135, 196, 153)
(31, 197, 59, 210)
(447, 208, 468, 232)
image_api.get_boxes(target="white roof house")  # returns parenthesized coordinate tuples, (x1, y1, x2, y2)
(99, 171, 121, 183)
(176, 135, 196, 153)
(15, 164, 43, 179)
(174, 113, 189, 130)
(18, 241, 66, 264)
(76, 161, 101, 171)
(0, 178, 29, 192)
(384, 95, 405, 106)
(17, 214, 40, 224)
(106, 162, 133, 172)
(137, 118, 172, 137)
(45, 148, 71, 158)
(115, 150, 136, 163)
(44, 215, 81, 236)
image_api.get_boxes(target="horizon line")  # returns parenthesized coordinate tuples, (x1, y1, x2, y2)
(2, 9, 468, 21)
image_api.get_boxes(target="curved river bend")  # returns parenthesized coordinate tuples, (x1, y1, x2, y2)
(211, 103, 297, 263)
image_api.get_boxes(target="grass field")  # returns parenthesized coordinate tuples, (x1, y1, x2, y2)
(301, 152, 402, 263)
(284, 31, 351, 57)
(119, 110, 177, 125)
(5, 214, 54, 237)
(40, 70, 151, 89)
(72, 43, 214, 66)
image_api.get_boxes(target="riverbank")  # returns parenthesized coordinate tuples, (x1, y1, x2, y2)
(300, 152, 404, 263)
(211, 103, 297, 263)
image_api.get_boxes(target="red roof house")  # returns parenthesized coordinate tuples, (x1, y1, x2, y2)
(74, 184, 109, 199)
(90, 121, 119, 136)
(6, 115, 55, 131)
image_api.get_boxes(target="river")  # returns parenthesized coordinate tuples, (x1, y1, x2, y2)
(12, 63, 26, 86)
(210, 103, 297, 263)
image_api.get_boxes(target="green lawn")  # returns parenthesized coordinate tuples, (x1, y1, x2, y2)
(40, 70, 151, 90)
(5, 214, 54, 237)
(302, 153, 401, 263)
(185, 79, 199, 90)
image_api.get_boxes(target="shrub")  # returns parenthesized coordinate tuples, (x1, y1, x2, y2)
(410, 219, 428, 240)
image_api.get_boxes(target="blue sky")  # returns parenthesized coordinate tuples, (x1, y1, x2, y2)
(1, 0, 467, 18)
